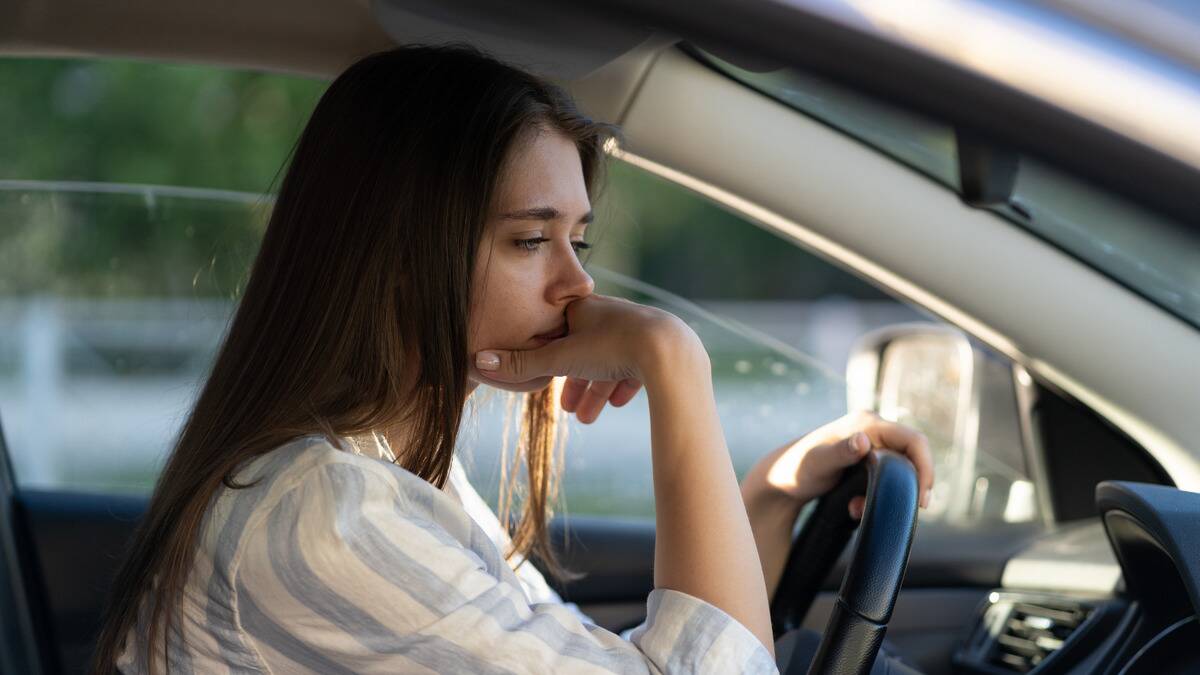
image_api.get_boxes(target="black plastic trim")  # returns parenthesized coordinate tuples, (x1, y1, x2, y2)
(0, 416, 43, 674)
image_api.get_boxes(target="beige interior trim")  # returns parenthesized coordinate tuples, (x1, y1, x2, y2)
(564, 34, 674, 128)
(1, 0, 669, 89)
(616, 48, 1200, 490)
(2, 0, 394, 76)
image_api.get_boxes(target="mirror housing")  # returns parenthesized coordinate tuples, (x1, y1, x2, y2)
(846, 323, 1040, 524)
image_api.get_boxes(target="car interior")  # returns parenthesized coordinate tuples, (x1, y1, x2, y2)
(2, 1, 1199, 674)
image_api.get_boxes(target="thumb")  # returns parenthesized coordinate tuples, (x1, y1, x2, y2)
(829, 431, 872, 468)
(474, 344, 559, 383)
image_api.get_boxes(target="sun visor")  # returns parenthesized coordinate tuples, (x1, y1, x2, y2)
(371, 0, 654, 80)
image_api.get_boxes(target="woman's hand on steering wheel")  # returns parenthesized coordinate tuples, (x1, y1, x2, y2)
(742, 411, 934, 600)
(746, 411, 935, 520)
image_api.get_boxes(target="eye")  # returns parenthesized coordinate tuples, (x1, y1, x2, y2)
(513, 237, 593, 254)
(514, 236, 550, 251)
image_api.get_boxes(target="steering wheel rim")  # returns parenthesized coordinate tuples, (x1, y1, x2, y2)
(769, 450, 920, 675)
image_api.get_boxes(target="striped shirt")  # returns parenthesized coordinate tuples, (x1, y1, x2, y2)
(117, 433, 777, 673)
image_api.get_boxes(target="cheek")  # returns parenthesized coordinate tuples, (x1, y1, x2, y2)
(468, 254, 541, 351)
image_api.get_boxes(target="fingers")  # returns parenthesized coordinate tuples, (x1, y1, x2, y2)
(821, 416, 935, 513)
(574, 380, 619, 424)
(814, 434, 872, 518)
(608, 378, 642, 407)
(560, 377, 589, 412)
(849, 495, 866, 520)
(474, 343, 561, 383)
(859, 416, 935, 509)
(562, 378, 642, 422)
(826, 431, 872, 470)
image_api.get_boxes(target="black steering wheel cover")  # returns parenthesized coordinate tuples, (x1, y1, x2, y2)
(771, 450, 920, 675)
(838, 451, 920, 622)
(771, 459, 868, 636)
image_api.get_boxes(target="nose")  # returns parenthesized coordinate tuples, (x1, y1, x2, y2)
(547, 243, 594, 305)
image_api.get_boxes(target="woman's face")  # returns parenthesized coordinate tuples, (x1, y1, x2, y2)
(468, 127, 595, 392)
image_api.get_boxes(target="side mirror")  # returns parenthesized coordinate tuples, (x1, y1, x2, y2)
(845, 324, 1040, 524)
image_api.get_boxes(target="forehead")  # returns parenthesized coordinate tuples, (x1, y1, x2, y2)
(493, 128, 589, 211)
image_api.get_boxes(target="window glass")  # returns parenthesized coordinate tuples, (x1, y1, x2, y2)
(2, 57, 1042, 528)
(699, 49, 1200, 329)
(0, 186, 263, 490)
(0, 56, 324, 491)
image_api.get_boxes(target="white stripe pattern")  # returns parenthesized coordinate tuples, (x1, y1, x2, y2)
(117, 434, 778, 673)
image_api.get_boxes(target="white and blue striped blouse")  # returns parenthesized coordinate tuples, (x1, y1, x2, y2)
(117, 433, 778, 673)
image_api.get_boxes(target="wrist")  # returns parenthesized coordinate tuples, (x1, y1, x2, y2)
(742, 472, 804, 523)
(636, 317, 709, 389)
(741, 444, 812, 523)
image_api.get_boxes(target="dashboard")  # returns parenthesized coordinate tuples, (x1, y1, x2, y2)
(953, 482, 1200, 674)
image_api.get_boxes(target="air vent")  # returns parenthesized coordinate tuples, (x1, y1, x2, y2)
(988, 600, 1091, 673)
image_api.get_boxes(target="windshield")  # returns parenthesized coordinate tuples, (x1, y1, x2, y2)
(696, 50, 1200, 329)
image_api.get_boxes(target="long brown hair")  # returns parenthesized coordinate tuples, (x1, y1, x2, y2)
(91, 44, 614, 674)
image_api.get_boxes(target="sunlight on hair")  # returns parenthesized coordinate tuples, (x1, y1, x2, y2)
(496, 377, 573, 578)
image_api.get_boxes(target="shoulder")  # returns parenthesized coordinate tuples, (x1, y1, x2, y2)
(214, 435, 488, 557)
(226, 435, 463, 524)
(225, 440, 518, 626)
(198, 436, 467, 570)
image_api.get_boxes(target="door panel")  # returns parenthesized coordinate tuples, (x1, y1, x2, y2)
(1, 426, 43, 675)
(549, 516, 655, 631)
(14, 490, 145, 674)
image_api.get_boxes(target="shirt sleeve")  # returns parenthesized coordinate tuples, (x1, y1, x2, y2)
(233, 457, 778, 674)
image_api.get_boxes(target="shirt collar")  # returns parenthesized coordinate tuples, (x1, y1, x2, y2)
(342, 431, 397, 463)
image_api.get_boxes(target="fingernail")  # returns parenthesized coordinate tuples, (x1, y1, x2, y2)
(921, 488, 930, 508)
(475, 351, 500, 371)
(850, 503, 864, 520)
(853, 432, 869, 452)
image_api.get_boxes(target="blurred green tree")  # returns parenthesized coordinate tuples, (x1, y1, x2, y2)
(0, 56, 890, 302)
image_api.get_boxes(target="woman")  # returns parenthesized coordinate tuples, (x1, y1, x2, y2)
(92, 44, 933, 674)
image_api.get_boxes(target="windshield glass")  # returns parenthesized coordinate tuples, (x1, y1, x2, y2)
(697, 50, 1200, 329)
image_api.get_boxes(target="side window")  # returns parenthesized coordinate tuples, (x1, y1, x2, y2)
(0, 57, 1044, 529)
(463, 160, 1044, 527)
(0, 57, 325, 492)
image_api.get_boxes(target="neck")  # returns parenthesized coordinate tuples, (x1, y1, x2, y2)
(381, 379, 482, 460)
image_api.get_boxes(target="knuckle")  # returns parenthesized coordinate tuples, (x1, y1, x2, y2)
(509, 350, 526, 376)
(853, 409, 879, 424)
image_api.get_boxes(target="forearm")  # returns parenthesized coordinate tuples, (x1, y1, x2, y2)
(642, 341, 775, 655)
(741, 460, 805, 599)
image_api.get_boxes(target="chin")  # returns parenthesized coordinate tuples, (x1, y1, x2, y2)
(470, 373, 555, 394)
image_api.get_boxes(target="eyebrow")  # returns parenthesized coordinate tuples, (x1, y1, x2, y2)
(500, 206, 593, 225)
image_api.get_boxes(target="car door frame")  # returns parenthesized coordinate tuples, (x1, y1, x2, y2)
(0, 417, 44, 674)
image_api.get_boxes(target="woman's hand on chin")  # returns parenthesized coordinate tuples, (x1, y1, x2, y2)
(557, 375, 642, 424)
(473, 294, 702, 414)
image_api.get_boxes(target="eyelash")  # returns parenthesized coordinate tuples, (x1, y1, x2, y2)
(514, 237, 592, 254)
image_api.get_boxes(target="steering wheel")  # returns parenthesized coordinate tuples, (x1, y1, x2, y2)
(770, 450, 920, 675)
